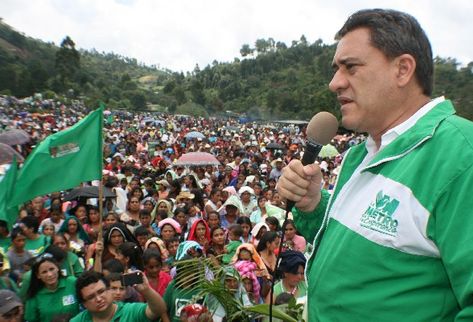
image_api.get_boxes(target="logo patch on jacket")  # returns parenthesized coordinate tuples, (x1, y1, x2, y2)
(360, 190, 399, 236)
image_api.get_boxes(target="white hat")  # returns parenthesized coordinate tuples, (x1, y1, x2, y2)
(238, 186, 255, 196)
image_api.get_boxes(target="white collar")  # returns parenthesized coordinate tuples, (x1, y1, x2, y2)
(366, 96, 444, 155)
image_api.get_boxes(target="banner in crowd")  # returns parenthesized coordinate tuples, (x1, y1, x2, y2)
(8, 106, 104, 207)
(0, 157, 18, 229)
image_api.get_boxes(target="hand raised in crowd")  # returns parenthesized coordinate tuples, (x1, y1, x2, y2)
(95, 240, 104, 256)
(133, 271, 150, 293)
(277, 159, 323, 213)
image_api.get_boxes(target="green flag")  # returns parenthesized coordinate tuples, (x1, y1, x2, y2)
(0, 157, 19, 230)
(9, 107, 103, 207)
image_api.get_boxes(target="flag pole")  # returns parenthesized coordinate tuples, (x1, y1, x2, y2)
(97, 102, 105, 243)
(98, 181, 104, 242)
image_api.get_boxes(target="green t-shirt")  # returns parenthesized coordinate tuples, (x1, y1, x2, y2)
(164, 280, 201, 322)
(25, 234, 50, 256)
(24, 276, 79, 322)
(70, 302, 152, 322)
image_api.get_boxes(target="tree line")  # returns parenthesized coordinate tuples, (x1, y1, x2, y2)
(1, 19, 472, 120)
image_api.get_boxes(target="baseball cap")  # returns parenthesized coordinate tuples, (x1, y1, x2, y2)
(0, 290, 22, 315)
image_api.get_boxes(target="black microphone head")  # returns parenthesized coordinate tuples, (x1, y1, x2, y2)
(306, 112, 338, 145)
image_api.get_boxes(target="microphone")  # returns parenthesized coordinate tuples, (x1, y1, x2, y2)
(286, 111, 338, 212)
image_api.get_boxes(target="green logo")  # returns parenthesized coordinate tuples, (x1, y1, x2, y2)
(360, 191, 400, 236)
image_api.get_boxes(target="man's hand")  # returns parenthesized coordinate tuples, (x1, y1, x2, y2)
(133, 271, 150, 293)
(277, 159, 323, 212)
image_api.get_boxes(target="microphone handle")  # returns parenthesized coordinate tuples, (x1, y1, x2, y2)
(285, 140, 323, 212)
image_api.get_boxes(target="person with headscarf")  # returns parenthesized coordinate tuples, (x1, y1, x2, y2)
(271, 250, 307, 304)
(250, 222, 269, 248)
(153, 199, 174, 223)
(234, 259, 262, 305)
(164, 241, 204, 322)
(154, 218, 182, 242)
(85, 223, 136, 271)
(58, 216, 91, 251)
(206, 266, 252, 322)
(187, 219, 211, 250)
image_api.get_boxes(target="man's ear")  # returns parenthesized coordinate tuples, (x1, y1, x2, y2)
(395, 54, 416, 88)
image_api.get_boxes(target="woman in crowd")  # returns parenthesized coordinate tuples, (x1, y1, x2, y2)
(120, 196, 141, 226)
(282, 219, 306, 253)
(256, 231, 280, 278)
(51, 233, 84, 277)
(71, 204, 88, 225)
(250, 197, 268, 226)
(250, 222, 269, 247)
(206, 211, 221, 230)
(157, 218, 182, 242)
(271, 250, 307, 305)
(237, 216, 252, 243)
(24, 256, 79, 322)
(83, 206, 101, 242)
(173, 207, 189, 240)
(187, 219, 211, 250)
(206, 227, 226, 267)
(58, 216, 90, 250)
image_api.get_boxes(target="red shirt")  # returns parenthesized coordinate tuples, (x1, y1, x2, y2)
(146, 271, 172, 296)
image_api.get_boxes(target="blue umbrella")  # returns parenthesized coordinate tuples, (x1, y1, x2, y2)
(185, 131, 205, 140)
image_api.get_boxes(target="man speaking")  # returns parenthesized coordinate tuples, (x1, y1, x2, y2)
(277, 8, 473, 321)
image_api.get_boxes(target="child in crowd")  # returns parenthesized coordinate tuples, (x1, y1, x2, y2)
(116, 242, 144, 271)
(134, 226, 150, 250)
(7, 228, 33, 283)
(237, 216, 252, 243)
(222, 224, 243, 264)
(106, 272, 141, 303)
(137, 209, 155, 236)
(143, 249, 172, 296)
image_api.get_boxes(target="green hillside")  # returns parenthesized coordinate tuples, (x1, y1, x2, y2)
(1, 19, 473, 120)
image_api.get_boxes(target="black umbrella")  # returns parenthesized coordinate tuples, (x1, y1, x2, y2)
(0, 143, 24, 165)
(0, 129, 30, 145)
(266, 142, 286, 150)
(64, 186, 116, 201)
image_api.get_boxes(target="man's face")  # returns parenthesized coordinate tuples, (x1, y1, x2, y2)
(81, 280, 113, 313)
(329, 27, 399, 137)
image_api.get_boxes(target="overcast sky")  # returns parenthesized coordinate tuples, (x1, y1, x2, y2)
(1, 0, 472, 72)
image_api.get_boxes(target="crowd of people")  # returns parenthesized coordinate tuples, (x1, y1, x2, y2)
(0, 94, 361, 321)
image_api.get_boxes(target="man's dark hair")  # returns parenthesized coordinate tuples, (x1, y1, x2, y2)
(76, 270, 110, 304)
(134, 225, 149, 237)
(335, 9, 433, 96)
(103, 258, 125, 273)
(105, 272, 122, 283)
(21, 215, 40, 233)
(139, 209, 151, 218)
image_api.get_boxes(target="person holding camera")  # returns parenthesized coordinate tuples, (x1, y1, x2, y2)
(71, 270, 169, 322)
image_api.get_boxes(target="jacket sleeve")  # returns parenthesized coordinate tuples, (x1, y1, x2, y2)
(430, 164, 473, 320)
(292, 189, 330, 243)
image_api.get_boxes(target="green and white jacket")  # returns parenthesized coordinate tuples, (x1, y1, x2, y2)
(294, 99, 473, 321)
